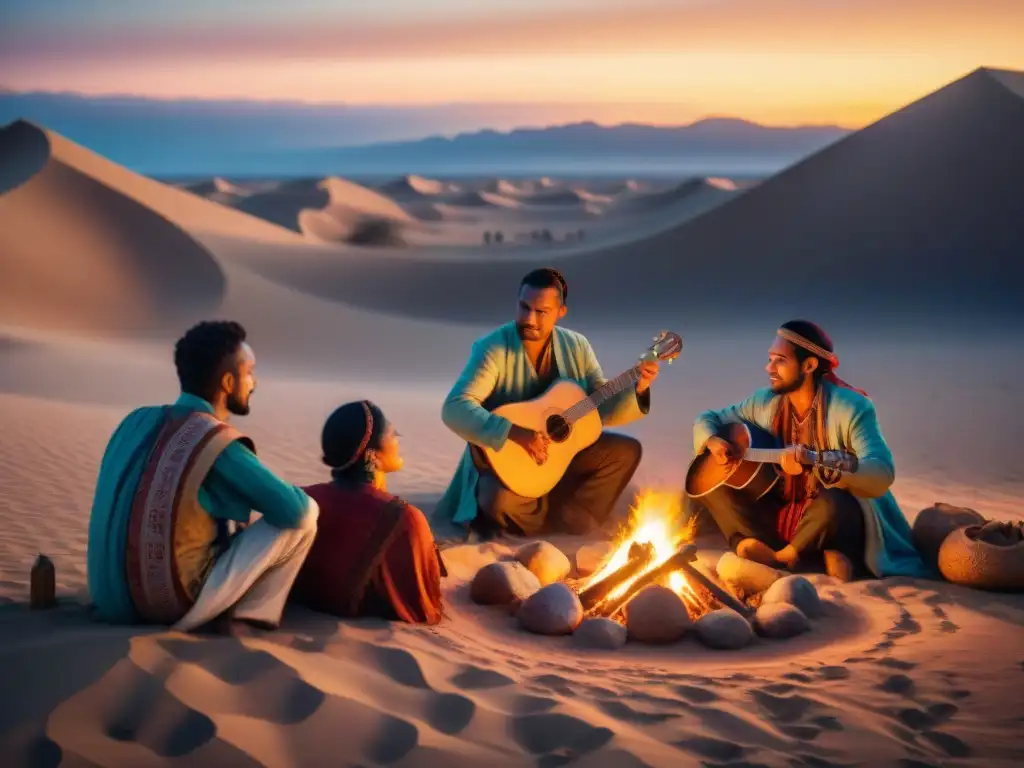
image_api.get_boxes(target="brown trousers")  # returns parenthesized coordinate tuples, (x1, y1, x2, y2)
(473, 432, 642, 537)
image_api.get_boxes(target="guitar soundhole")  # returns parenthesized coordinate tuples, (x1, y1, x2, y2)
(546, 414, 571, 443)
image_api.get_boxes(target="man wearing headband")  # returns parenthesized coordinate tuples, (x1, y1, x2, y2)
(692, 320, 929, 581)
(87, 321, 319, 633)
(436, 267, 658, 538)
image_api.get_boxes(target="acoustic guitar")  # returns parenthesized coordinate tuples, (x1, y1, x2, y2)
(482, 331, 683, 499)
(684, 420, 858, 500)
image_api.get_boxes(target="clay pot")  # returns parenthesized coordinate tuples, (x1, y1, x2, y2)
(912, 502, 986, 569)
(937, 523, 1024, 591)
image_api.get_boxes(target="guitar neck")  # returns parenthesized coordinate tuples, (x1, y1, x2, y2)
(745, 447, 818, 465)
(562, 368, 640, 423)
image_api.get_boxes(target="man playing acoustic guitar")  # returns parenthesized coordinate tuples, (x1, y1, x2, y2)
(692, 320, 929, 581)
(435, 268, 659, 539)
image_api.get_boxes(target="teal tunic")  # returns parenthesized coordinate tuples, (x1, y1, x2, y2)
(693, 382, 934, 578)
(87, 393, 311, 623)
(434, 322, 650, 527)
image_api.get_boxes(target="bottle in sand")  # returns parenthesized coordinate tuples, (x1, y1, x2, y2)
(30, 553, 56, 609)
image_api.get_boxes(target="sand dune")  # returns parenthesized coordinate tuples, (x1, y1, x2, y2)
(482, 178, 527, 196)
(231, 67, 1023, 328)
(0, 121, 226, 336)
(380, 174, 456, 200)
(227, 176, 416, 242)
(183, 176, 247, 204)
(0, 121, 299, 244)
(610, 177, 739, 214)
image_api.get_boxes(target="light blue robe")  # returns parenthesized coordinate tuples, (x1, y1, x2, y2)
(87, 393, 311, 623)
(433, 322, 650, 527)
(693, 382, 934, 578)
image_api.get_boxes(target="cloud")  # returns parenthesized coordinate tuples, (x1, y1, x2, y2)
(4, 0, 1019, 66)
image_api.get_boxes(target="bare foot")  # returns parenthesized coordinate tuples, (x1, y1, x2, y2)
(774, 545, 800, 569)
(824, 550, 855, 582)
(736, 538, 783, 567)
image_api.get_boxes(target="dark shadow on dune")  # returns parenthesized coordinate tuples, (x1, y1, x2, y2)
(0, 120, 51, 195)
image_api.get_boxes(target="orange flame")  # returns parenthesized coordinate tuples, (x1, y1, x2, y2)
(584, 489, 700, 610)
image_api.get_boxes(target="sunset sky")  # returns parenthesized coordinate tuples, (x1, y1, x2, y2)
(2, 0, 1022, 128)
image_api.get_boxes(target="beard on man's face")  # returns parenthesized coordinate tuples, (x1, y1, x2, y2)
(227, 388, 251, 416)
(770, 371, 805, 395)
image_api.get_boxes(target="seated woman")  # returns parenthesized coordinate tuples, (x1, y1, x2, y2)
(291, 401, 445, 624)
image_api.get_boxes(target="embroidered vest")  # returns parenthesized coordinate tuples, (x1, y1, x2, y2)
(125, 408, 254, 624)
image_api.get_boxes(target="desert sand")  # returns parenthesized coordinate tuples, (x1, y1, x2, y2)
(2, 67, 1024, 767)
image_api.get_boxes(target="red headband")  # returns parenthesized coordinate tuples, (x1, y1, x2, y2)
(334, 401, 374, 471)
(777, 328, 868, 397)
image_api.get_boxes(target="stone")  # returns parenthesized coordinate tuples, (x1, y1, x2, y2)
(572, 617, 628, 649)
(716, 552, 782, 596)
(624, 585, 692, 644)
(575, 541, 616, 577)
(755, 603, 811, 639)
(470, 561, 541, 606)
(518, 583, 584, 635)
(516, 541, 572, 586)
(694, 608, 754, 650)
(762, 575, 823, 618)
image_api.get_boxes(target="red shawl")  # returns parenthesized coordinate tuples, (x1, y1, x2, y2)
(292, 482, 444, 624)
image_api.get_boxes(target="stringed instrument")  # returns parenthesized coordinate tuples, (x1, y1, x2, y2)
(482, 331, 683, 499)
(684, 420, 858, 500)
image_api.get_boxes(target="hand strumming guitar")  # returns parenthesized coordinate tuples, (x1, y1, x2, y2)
(705, 436, 737, 465)
(508, 425, 550, 465)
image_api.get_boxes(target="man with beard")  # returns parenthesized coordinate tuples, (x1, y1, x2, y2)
(435, 268, 659, 538)
(87, 320, 319, 633)
(692, 320, 929, 581)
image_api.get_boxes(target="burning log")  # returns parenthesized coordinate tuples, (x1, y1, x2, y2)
(577, 541, 655, 611)
(589, 544, 698, 618)
(676, 559, 754, 619)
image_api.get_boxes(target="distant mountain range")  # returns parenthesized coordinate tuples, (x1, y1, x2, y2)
(0, 90, 849, 177)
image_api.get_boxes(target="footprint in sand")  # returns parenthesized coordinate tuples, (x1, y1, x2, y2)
(529, 674, 575, 696)
(878, 674, 916, 696)
(750, 689, 818, 723)
(449, 665, 516, 690)
(783, 672, 814, 683)
(818, 666, 851, 681)
(509, 713, 614, 757)
(875, 658, 917, 671)
(596, 699, 680, 725)
(673, 736, 745, 762)
(423, 691, 476, 735)
(760, 682, 798, 695)
(673, 684, 720, 704)
(921, 729, 972, 758)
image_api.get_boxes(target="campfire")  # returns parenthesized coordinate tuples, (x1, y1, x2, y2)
(573, 490, 749, 622)
(469, 488, 820, 650)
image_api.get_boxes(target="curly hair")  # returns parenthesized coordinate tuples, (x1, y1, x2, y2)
(520, 267, 568, 304)
(173, 320, 247, 401)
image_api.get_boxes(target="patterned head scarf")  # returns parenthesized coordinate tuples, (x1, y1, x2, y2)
(322, 400, 385, 471)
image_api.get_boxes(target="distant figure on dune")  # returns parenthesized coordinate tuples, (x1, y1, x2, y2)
(691, 320, 931, 581)
(86, 321, 319, 633)
(435, 268, 659, 539)
(291, 401, 445, 624)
